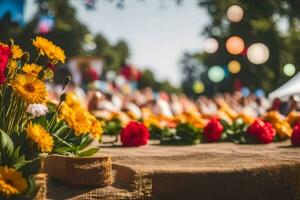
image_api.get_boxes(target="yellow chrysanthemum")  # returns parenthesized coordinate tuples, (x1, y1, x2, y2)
(61, 105, 93, 135)
(263, 111, 284, 123)
(144, 117, 162, 128)
(33, 36, 66, 64)
(26, 122, 54, 153)
(287, 111, 300, 127)
(11, 45, 23, 59)
(7, 59, 18, 78)
(273, 121, 292, 139)
(0, 166, 28, 198)
(22, 63, 42, 77)
(235, 113, 255, 125)
(12, 74, 47, 104)
(65, 93, 81, 109)
(89, 117, 103, 139)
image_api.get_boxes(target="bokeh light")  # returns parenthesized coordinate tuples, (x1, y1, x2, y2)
(208, 66, 225, 83)
(283, 63, 296, 76)
(241, 87, 250, 96)
(255, 89, 265, 97)
(225, 36, 245, 55)
(227, 5, 244, 23)
(193, 81, 205, 94)
(247, 43, 269, 65)
(203, 38, 219, 54)
(228, 60, 241, 74)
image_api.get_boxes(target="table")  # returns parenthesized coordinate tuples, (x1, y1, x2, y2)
(47, 139, 300, 200)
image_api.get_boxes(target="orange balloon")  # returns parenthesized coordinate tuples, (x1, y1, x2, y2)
(225, 36, 245, 55)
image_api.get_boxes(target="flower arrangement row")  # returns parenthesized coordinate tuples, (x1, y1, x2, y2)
(0, 38, 103, 199)
(101, 108, 300, 147)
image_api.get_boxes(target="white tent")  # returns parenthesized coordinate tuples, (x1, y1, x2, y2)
(268, 72, 300, 100)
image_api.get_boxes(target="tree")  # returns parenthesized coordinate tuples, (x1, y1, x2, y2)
(181, 0, 300, 95)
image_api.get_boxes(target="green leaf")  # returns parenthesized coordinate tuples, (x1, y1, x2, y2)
(78, 135, 93, 150)
(24, 175, 37, 199)
(77, 147, 99, 157)
(54, 146, 74, 154)
(0, 129, 14, 157)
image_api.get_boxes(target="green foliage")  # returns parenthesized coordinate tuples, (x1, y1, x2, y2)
(160, 123, 201, 145)
(103, 119, 123, 137)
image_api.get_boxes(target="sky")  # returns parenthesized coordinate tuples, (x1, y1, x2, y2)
(25, 0, 209, 86)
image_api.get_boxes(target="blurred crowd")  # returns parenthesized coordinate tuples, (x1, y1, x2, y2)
(46, 61, 300, 124)
(46, 79, 300, 125)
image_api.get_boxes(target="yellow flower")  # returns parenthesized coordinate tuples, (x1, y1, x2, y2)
(12, 74, 47, 104)
(235, 113, 255, 125)
(287, 111, 300, 127)
(7, 59, 18, 78)
(33, 36, 66, 64)
(0, 166, 28, 198)
(61, 105, 93, 135)
(65, 93, 81, 109)
(263, 111, 284, 123)
(90, 117, 103, 139)
(26, 122, 54, 153)
(11, 45, 23, 59)
(273, 121, 292, 139)
(22, 63, 42, 77)
(144, 117, 162, 128)
(217, 110, 233, 124)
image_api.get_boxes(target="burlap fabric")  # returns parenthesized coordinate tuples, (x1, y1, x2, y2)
(47, 139, 300, 200)
(34, 173, 47, 200)
(44, 155, 112, 187)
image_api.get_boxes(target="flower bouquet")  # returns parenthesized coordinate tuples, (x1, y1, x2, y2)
(41, 92, 112, 187)
(0, 37, 65, 199)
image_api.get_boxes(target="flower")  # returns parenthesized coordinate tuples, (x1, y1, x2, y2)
(287, 111, 300, 127)
(60, 105, 93, 135)
(26, 103, 48, 118)
(203, 117, 224, 142)
(0, 166, 28, 198)
(89, 117, 103, 139)
(291, 123, 300, 146)
(235, 113, 255, 125)
(65, 93, 81, 109)
(26, 122, 54, 152)
(273, 121, 292, 139)
(263, 111, 283, 123)
(7, 59, 18, 77)
(12, 74, 47, 104)
(11, 45, 23, 59)
(120, 121, 150, 147)
(22, 63, 42, 77)
(247, 119, 276, 144)
(33, 36, 66, 64)
(0, 43, 11, 84)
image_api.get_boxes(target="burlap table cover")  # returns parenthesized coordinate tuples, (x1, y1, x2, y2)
(47, 140, 300, 200)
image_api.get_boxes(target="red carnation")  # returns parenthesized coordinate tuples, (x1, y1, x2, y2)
(203, 117, 224, 142)
(291, 123, 300, 146)
(121, 121, 150, 147)
(0, 44, 11, 84)
(247, 119, 275, 144)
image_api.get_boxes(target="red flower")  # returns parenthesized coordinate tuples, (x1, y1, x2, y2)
(291, 123, 300, 146)
(121, 121, 150, 147)
(247, 119, 275, 144)
(203, 117, 224, 142)
(0, 44, 11, 84)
